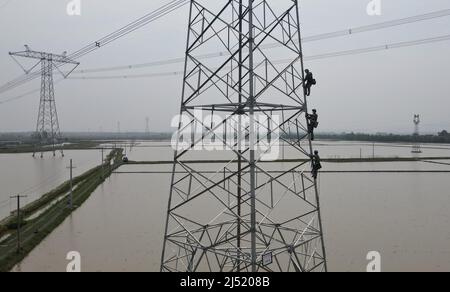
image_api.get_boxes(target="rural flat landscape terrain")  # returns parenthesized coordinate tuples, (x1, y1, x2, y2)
(1, 0, 450, 277)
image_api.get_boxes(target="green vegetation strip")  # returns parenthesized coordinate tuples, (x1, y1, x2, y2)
(0, 149, 123, 272)
(0, 141, 102, 154)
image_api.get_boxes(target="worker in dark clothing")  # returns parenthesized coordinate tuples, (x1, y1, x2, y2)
(311, 150, 322, 180)
(306, 109, 319, 141)
(304, 69, 316, 97)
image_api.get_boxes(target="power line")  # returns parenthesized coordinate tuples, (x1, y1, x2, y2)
(302, 8, 450, 43)
(301, 34, 450, 61)
(1, 8, 450, 103)
(0, 87, 40, 105)
(2, 33, 450, 104)
(1, 6, 448, 95)
(3, 33, 449, 103)
(1, 6, 449, 94)
(0, 0, 188, 94)
(0, 0, 189, 95)
(66, 33, 450, 80)
(0, 79, 63, 105)
(68, 8, 450, 75)
(73, 57, 186, 74)
(68, 0, 189, 60)
(70, 71, 184, 80)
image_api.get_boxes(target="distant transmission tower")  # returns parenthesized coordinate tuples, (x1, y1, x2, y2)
(9, 46, 79, 158)
(161, 0, 327, 272)
(412, 114, 422, 154)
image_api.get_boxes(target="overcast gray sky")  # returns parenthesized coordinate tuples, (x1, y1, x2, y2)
(0, 0, 449, 134)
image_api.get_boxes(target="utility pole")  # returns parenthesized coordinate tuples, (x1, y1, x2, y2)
(10, 195, 28, 254)
(9, 46, 79, 158)
(116, 121, 121, 153)
(101, 148, 105, 179)
(66, 159, 76, 209)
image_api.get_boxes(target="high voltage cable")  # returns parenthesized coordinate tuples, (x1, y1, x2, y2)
(0, 6, 448, 94)
(70, 71, 185, 80)
(66, 34, 450, 80)
(0, 0, 189, 95)
(294, 34, 450, 61)
(2, 33, 450, 103)
(68, 0, 189, 60)
(0, 7, 449, 99)
(0, 0, 188, 94)
(2, 33, 449, 102)
(302, 8, 450, 42)
(0, 79, 64, 105)
(66, 8, 450, 74)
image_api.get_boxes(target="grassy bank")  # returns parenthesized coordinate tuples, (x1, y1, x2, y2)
(0, 149, 123, 272)
(0, 141, 102, 154)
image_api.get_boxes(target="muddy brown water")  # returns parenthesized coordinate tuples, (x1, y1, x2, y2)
(0, 150, 103, 220)
(8, 142, 450, 272)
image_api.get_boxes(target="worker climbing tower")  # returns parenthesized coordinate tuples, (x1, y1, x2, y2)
(161, 0, 327, 272)
(9, 46, 79, 158)
(412, 114, 422, 154)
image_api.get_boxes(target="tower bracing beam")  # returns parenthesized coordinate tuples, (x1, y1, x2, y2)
(9, 46, 79, 158)
(161, 0, 327, 272)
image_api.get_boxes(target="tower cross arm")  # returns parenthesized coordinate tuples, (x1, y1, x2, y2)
(9, 50, 79, 65)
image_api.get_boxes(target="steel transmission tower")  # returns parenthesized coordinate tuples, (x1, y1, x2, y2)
(9, 46, 79, 158)
(161, 0, 327, 272)
(412, 114, 422, 154)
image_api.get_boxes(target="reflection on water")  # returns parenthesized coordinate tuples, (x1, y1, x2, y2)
(323, 173, 450, 272)
(14, 173, 169, 272)
(11, 142, 450, 272)
(0, 150, 102, 220)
